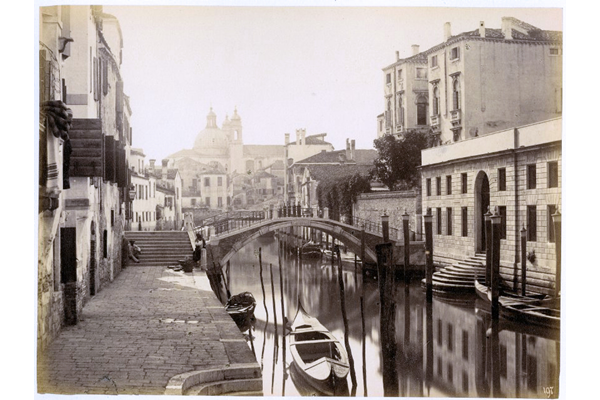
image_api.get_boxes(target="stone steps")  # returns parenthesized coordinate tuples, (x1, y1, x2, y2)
(423, 253, 488, 294)
(124, 231, 193, 267)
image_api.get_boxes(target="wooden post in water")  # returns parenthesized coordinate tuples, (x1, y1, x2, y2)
(402, 210, 410, 282)
(336, 246, 357, 395)
(424, 209, 434, 302)
(485, 208, 492, 287)
(491, 209, 502, 320)
(382, 213, 389, 243)
(425, 300, 433, 396)
(278, 253, 287, 396)
(552, 209, 561, 298)
(521, 225, 527, 296)
(376, 241, 398, 396)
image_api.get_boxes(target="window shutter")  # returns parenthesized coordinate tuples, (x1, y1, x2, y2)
(102, 59, 108, 95)
(93, 57, 98, 101)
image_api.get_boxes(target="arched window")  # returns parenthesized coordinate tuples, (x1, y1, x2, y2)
(452, 79, 460, 110)
(433, 86, 440, 116)
(386, 99, 392, 128)
(417, 95, 428, 126)
(397, 95, 404, 126)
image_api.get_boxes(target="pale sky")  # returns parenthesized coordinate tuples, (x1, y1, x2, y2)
(90, 2, 563, 162)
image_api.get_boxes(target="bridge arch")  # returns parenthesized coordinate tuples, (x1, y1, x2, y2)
(210, 218, 379, 267)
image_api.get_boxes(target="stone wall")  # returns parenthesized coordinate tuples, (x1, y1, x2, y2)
(353, 189, 422, 241)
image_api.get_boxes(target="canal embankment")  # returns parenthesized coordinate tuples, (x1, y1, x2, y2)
(37, 265, 261, 395)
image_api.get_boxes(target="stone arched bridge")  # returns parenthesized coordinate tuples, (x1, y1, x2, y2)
(198, 215, 399, 270)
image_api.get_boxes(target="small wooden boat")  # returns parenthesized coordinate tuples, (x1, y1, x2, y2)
(500, 298, 560, 330)
(289, 361, 349, 397)
(301, 241, 322, 259)
(474, 279, 546, 304)
(225, 292, 256, 326)
(475, 281, 560, 330)
(289, 303, 349, 395)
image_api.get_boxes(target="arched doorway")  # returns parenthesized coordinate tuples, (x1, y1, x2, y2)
(474, 171, 490, 252)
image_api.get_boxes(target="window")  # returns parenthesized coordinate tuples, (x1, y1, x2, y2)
(527, 205, 537, 241)
(436, 207, 442, 235)
(433, 86, 440, 115)
(111, 210, 114, 227)
(205, 197, 210, 207)
(417, 95, 428, 125)
(446, 175, 452, 195)
(437, 319, 443, 344)
(103, 229, 108, 258)
(218, 197, 223, 207)
(548, 205, 557, 243)
(416, 67, 427, 79)
(450, 46, 460, 60)
(527, 164, 536, 189)
(461, 173, 468, 194)
(447, 324, 454, 351)
(461, 207, 468, 237)
(498, 206, 507, 240)
(436, 177, 441, 196)
(191, 198, 196, 206)
(498, 168, 506, 191)
(431, 55, 438, 68)
(192, 178, 197, 189)
(447, 207, 453, 235)
(386, 73, 391, 84)
(462, 371, 469, 393)
(548, 161, 559, 188)
(397, 69, 402, 80)
(204, 177, 210, 187)
(426, 178, 432, 196)
(549, 47, 561, 56)
(452, 79, 460, 110)
(218, 177, 223, 186)
(397, 94, 404, 126)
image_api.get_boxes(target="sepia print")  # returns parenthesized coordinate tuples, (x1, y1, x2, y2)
(36, 2, 563, 398)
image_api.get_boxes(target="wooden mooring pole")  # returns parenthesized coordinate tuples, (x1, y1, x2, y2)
(521, 225, 527, 296)
(552, 210, 562, 298)
(424, 209, 433, 302)
(491, 209, 502, 320)
(485, 208, 492, 287)
(402, 210, 410, 282)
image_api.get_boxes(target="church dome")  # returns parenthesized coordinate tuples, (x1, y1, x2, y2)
(193, 108, 230, 154)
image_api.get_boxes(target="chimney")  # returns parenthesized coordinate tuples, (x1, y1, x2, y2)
(502, 17, 513, 40)
(351, 139, 355, 161)
(149, 159, 155, 171)
(346, 138, 351, 161)
(479, 21, 485, 37)
(396, 51, 400, 61)
(411, 44, 419, 56)
(285, 133, 290, 145)
(301, 128, 306, 145)
(161, 159, 168, 180)
(444, 22, 452, 41)
(296, 129, 301, 145)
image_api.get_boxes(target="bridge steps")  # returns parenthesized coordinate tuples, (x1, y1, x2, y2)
(124, 231, 193, 267)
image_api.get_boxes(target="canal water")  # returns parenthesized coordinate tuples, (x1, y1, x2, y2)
(225, 235, 560, 398)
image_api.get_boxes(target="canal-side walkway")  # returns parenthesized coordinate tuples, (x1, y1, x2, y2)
(37, 266, 261, 395)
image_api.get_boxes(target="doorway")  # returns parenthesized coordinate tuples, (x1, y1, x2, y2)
(474, 171, 490, 252)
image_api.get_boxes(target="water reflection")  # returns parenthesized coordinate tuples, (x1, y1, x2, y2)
(225, 235, 559, 398)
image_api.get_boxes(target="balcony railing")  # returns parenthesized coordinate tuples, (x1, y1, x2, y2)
(450, 109, 461, 125)
(430, 114, 440, 127)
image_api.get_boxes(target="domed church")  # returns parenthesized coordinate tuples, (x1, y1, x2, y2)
(165, 108, 285, 210)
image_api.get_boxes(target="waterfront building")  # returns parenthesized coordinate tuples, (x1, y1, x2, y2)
(411, 17, 562, 294)
(38, 5, 134, 350)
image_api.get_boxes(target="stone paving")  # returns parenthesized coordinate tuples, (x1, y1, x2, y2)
(37, 266, 259, 395)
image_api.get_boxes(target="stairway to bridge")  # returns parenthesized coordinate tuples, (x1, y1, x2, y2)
(124, 231, 193, 267)
(423, 252, 487, 294)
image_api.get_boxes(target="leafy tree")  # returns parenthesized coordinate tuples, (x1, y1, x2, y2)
(316, 173, 370, 220)
(370, 129, 430, 190)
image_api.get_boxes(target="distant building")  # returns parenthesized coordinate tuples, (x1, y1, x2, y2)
(166, 108, 284, 211)
(287, 139, 377, 211)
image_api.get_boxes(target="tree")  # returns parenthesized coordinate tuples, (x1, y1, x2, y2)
(316, 173, 370, 220)
(370, 129, 430, 190)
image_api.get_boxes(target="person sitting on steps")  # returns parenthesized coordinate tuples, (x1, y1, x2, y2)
(128, 240, 141, 263)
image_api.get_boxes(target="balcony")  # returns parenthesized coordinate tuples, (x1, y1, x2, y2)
(395, 124, 404, 133)
(450, 109, 461, 126)
(430, 114, 440, 127)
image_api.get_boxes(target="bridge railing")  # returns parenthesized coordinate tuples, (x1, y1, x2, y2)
(193, 206, 421, 241)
